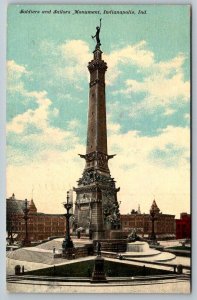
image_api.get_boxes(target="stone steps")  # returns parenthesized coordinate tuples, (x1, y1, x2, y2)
(7, 248, 58, 265)
(7, 273, 189, 284)
(36, 240, 63, 251)
(7, 243, 94, 264)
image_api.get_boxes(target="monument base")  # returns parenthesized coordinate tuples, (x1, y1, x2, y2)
(94, 239, 127, 253)
(62, 247, 76, 260)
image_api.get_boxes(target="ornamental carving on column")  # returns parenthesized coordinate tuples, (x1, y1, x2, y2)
(78, 169, 116, 187)
(88, 60, 107, 72)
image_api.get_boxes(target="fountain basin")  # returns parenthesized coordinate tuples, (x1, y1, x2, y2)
(121, 241, 176, 262)
(127, 241, 153, 252)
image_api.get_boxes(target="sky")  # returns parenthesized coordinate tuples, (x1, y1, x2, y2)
(6, 4, 190, 218)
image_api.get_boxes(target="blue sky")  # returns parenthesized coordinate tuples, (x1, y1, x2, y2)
(7, 5, 190, 217)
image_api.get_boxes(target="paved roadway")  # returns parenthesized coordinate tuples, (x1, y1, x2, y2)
(7, 278, 190, 293)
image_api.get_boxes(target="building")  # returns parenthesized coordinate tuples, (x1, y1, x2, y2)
(6, 194, 66, 243)
(73, 32, 120, 239)
(176, 212, 191, 239)
(120, 201, 176, 240)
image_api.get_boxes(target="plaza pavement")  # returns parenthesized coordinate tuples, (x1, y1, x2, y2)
(6, 239, 191, 293)
(7, 278, 190, 293)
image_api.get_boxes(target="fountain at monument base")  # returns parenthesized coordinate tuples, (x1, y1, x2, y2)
(120, 241, 175, 262)
(127, 241, 151, 253)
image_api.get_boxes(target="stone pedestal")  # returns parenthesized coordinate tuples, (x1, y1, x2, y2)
(62, 238, 74, 250)
(62, 247, 76, 260)
(91, 255, 107, 283)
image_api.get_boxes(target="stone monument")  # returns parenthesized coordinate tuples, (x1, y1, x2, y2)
(73, 20, 121, 240)
(91, 241, 107, 283)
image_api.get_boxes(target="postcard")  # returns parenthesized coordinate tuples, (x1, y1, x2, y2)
(6, 4, 191, 293)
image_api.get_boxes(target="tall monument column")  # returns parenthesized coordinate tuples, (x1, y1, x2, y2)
(74, 21, 120, 240)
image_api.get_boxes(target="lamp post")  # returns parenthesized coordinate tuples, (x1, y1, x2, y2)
(150, 210, 156, 241)
(62, 191, 74, 255)
(22, 199, 30, 246)
(149, 200, 160, 243)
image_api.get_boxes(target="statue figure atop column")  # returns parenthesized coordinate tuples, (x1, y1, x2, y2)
(92, 19, 102, 49)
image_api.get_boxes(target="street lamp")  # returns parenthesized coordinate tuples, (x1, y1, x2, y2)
(22, 199, 31, 246)
(62, 191, 74, 256)
(149, 200, 160, 242)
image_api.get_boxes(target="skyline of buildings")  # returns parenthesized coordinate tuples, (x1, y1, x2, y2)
(6, 193, 190, 243)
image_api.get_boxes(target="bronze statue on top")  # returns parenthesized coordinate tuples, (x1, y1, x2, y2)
(92, 19, 102, 49)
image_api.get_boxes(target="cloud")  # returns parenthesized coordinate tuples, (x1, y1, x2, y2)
(104, 40, 154, 85)
(7, 60, 29, 93)
(107, 113, 121, 135)
(7, 61, 83, 165)
(7, 145, 85, 213)
(7, 122, 190, 217)
(53, 40, 154, 86)
(67, 119, 81, 130)
(108, 125, 190, 217)
(126, 73, 189, 104)
(6, 43, 190, 217)
(113, 54, 190, 116)
(7, 60, 28, 76)
(156, 54, 186, 75)
(7, 91, 51, 134)
(6, 60, 84, 212)
(164, 108, 176, 116)
(59, 40, 91, 82)
(8, 40, 188, 121)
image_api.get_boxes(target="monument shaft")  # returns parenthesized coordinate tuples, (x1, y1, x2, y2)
(73, 47, 120, 240)
(87, 50, 107, 155)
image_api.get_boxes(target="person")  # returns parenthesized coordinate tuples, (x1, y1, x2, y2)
(92, 19, 102, 48)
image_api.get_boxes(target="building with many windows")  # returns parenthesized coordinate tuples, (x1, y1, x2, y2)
(7, 194, 177, 242)
(176, 212, 191, 239)
(6, 194, 66, 243)
(120, 201, 176, 240)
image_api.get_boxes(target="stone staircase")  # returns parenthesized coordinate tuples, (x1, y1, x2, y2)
(7, 240, 94, 264)
(36, 239, 94, 258)
(7, 273, 190, 284)
(7, 248, 63, 265)
(36, 240, 63, 251)
(6, 274, 90, 283)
